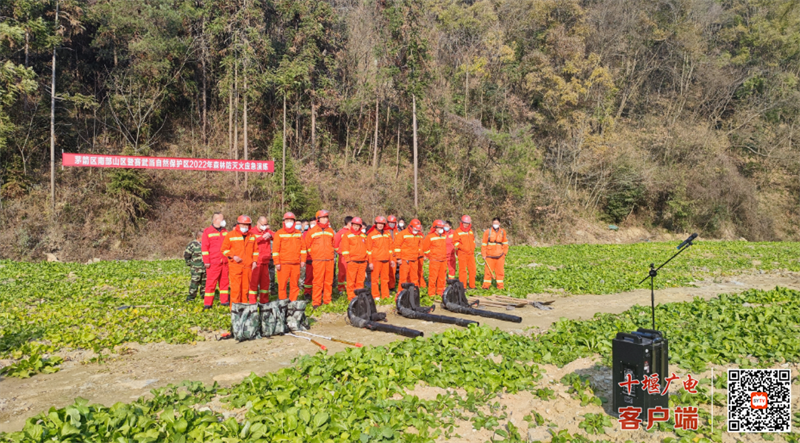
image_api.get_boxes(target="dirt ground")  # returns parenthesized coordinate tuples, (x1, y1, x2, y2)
(2, 272, 799, 440)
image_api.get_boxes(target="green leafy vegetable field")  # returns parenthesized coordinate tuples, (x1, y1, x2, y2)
(2, 287, 799, 443)
(1, 241, 798, 374)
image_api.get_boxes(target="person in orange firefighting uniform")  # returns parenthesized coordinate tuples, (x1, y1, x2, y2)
(453, 215, 478, 289)
(272, 212, 304, 301)
(334, 216, 353, 293)
(422, 220, 448, 298)
(202, 212, 230, 309)
(481, 217, 509, 289)
(220, 215, 258, 305)
(366, 216, 395, 299)
(249, 216, 273, 303)
(339, 217, 368, 300)
(444, 220, 456, 279)
(386, 215, 399, 292)
(303, 210, 336, 307)
(394, 218, 423, 286)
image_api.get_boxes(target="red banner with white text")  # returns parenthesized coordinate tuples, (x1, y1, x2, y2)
(62, 153, 273, 173)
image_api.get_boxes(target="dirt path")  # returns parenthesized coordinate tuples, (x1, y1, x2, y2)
(2, 273, 799, 434)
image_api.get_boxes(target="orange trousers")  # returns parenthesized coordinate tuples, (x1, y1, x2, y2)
(398, 259, 419, 286)
(482, 256, 506, 289)
(389, 262, 396, 290)
(371, 261, 392, 299)
(427, 260, 447, 297)
(249, 262, 271, 303)
(228, 263, 253, 305)
(303, 261, 314, 295)
(457, 251, 477, 289)
(312, 260, 334, 306)
(277, 264, 301, 301)
(345, 261, 367, 300)
(337, 254, 347, 291)
(417, 257, 427, 288)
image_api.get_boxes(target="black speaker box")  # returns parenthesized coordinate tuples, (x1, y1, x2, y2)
(612, 328, 669, 418)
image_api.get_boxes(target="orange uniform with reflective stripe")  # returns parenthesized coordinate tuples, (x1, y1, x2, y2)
(422, 232, 448, 296)
(340, 230, 368, 300)
(394, 228, 422, 261)
(272, 228, 303, 265)
(366, 230, 395, 264)
(221, 229, 258, 304)
(302, 225, 336, 262)
(454, 227, 478, 289)
(481, 228, 508, 290)
(340, 231, 368, 263)
(481, 228, 509, 258)
(201, 225, 229, 306)
(422, 233, 447, 262)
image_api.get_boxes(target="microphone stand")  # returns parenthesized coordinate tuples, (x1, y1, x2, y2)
(638, 240, 695, 331)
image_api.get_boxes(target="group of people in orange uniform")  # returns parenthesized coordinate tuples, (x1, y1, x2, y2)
(197, 210, 509, 309)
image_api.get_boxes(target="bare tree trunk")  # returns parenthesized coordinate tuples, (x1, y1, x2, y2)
(296, 102, 300, 155)
(25, 31, 30, 67)
(228, 78, 233, 159)
(395, 123, 400, 180)
(243, 64, 248, 192)
(234, 60, 239, 187)
(201, 25, 208, 150)
(412, 94, 418, 210)
(282, 94, 286, 210)
(50, 0, 59, 212)
(310, 97, 316, 158)
(465, 67, 469, 118)
(372, 97, 379, 171)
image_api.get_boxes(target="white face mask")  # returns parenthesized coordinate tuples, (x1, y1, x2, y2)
(240, 226, 249, 233)
(399, 223, 405, 229)
(444, 226, 450, 232)
(436, 228, 444, 235)
(389, 223, 396, 228)
(220, 220, 227, 228)
(310, 222, 316, 228)
(285, 221, 294, 229)
(493, 223, 500, 230)
(259, 225, 267, 231)
(297, 224, 303, 230)
(361, 228, 366, 233)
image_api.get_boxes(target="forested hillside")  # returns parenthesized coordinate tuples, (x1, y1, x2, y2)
(1, 0, 798, 261)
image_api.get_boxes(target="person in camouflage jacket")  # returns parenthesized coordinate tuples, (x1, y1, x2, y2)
(184, 231, 206, 301)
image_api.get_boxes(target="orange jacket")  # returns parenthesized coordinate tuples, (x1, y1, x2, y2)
(339, 230, 368, 262)
(272, 227, 303, 265)
(394, 228, 422, 261)
(221, 228, 258, 266)
(367, 229, 394, 263)
(253, 227, 274, 264)
(454, 226, 477, 254)
(481, 228, 509, 258)
(201, 225, 228, 265)
(303, 225, 336, 262)
(422, 232, 448, 262)
(334, 227, 349, 253)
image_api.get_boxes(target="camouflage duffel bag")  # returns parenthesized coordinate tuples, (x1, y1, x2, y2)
(274, 299, 289, 335)
(231, 303, 261, 341)
(286, 300, 310, 332)
(259, 301, 283, 337)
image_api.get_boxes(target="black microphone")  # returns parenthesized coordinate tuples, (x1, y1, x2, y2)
(677, 233, 698, 250)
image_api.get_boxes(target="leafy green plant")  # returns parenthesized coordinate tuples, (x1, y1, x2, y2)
(534, 387, 556, 400)
(0, 353, 62, 378)
(578, 413, 612, 435)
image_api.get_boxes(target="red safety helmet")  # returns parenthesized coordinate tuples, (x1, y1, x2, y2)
(351, 217, 363, 226)
(316, 209, 330, 219)
(387, 215, 397, 223)
(374, 216, 387, 224)
(433, 219, 445, 228)
(461, 215, 472, 224)
(237, 215, 252, 224)
(410, 219, 422, 228)
(283, 212, 296, 220)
